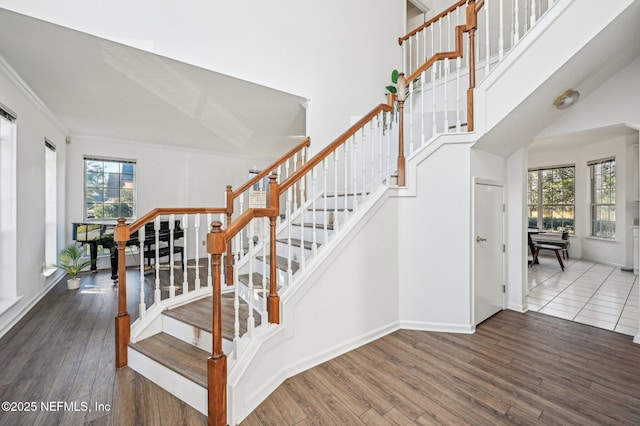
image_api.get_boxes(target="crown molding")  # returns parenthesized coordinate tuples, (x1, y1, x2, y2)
(0, 54, 68, 134)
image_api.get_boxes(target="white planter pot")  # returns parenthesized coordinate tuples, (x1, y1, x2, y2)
(67, 278, 81, 290)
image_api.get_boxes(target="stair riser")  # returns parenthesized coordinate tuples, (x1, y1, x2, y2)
(275, 239, 314, 260)
(290, 224, 333, 245)
(314, 194, 359, 210)
(254, 258, 292, 285)
(128, 348, 208, 415)
(302, 209, 349, 225)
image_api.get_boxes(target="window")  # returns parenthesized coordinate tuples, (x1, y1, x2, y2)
(0, 104, 17, 305)
(589, 158, 615, 238)
(528, 165, 575, 233)
(44, 139, 57, 275)
(84, 157, 136, 220)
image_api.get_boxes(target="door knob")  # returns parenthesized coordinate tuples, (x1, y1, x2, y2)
(476, 236, 487, 243)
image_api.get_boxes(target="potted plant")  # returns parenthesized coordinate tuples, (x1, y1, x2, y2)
(385, 69, 401, 106)
(56, 244, 91, 290)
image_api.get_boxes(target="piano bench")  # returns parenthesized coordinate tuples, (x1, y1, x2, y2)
(143, 245, 184, 268)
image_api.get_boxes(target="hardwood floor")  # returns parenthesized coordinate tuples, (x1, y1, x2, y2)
(243, 311, 640, 425)
(2, 269, 639, 425)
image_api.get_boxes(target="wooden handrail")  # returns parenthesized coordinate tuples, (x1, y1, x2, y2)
(233, 137, 310, 198)
(280, 104, 393, 193)
(128, 207, 227, 233)
(398, 0, 468, 45)
(405, 23, 467, 84)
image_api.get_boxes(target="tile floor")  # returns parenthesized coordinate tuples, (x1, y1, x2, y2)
(527, 254, 639, 337)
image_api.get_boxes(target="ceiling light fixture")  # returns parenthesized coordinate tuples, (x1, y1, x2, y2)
(553, 89, 580, 110)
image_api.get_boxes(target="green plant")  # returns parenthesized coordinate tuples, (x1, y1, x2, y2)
(385, 69, 401, 95)
(56, 244, 91, 279)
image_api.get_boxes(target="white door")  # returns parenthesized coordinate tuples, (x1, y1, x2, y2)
(474, 182, 504, 325)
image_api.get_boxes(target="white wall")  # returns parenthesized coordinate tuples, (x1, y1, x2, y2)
(398, 137, 474, 332)
(528, 135, 637, 267)
(0, 64, 67, 338)
(0, 0, 405, 155)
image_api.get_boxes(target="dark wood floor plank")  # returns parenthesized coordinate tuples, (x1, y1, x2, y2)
(2, 268, 640, 426)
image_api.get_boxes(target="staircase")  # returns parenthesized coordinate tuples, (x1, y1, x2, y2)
(114, 0, 640, 424)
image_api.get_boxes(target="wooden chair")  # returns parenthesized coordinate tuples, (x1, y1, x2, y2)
(532, 242, 565, 271)
(532, 228, 570, 259)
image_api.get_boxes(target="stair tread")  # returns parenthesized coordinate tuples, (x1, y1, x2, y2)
(257, 255, 300, 273)
(162, 294, 260, 339)
(276, 238, 317, 250)
(291, 222, 334, 231)
(129, 332, 208, 388)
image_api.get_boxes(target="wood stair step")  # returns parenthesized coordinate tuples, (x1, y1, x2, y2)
(276, 238, 317, 250)
(256, 255, 300, 274)
(162, 294, 260, 340)
(129, 332, 208, 388)
(291, 222, 334, 231)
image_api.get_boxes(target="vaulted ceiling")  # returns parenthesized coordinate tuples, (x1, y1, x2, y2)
(0, 8, 307, 157)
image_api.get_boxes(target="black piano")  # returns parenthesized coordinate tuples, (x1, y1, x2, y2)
(72, 220, 184, 280)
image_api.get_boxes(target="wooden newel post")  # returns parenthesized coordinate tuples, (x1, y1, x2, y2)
(466, 0, 477, 132)
(267, 175, 280, 324)
(396, 72, 407, 187)
(206, 221, 228, 426)
(114, 218, 131, 368)
(225, 185, 234, 286)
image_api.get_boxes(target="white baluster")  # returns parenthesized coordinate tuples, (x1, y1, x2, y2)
(154, 217, 161, 303)
(377, 113, 383, 185)
(402, 38, 407, 78)
(333, 148, 339, 230)
(244, 233, 254, 336)
(420, 69, 424, 150)
(262, 216, 268, 293)
(248, 218, 254, 304)
(286, 186, 293, 285)
(139, 225, 146, 319)
(352, 136, 358, 210)
(499, 0, 505, 60)
(409, 78, 414, 154)
(431, 64, 437, 135)
(485, 0, 490, 75)
(370, 120, 375, 188)
(408, 37, 413, 77)
(361, 127, 366, 201)
(182, 214, 189, 295)
(344, 141, 349, 223)
(514, 0, 520, 43)
(206, 213, 212, 288)
(300, 169, 306, 271)
(323, 158, 329, 243)
(386, 115, 391, 183)
(530, 0, 537, 28)
(169, 214, 176, 298)
(194, 213, 201, 291)
(238, 195, 245, 262)
(445, 13, 451, 133)
(456, 6, 462, 132)
(312, 166, 318, 257)
(233, 264, 240, 360)
(219, 213, 225, 286)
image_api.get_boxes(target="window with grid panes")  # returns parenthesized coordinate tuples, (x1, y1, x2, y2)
(589, 158, 615, 238)
(527, 166, 575, 234)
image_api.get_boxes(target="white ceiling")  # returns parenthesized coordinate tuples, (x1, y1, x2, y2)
(0, 8, 307, 157)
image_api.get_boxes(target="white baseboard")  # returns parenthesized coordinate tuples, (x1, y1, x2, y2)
(398, 320, 475, 334)
(0, 271, 65, 340)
